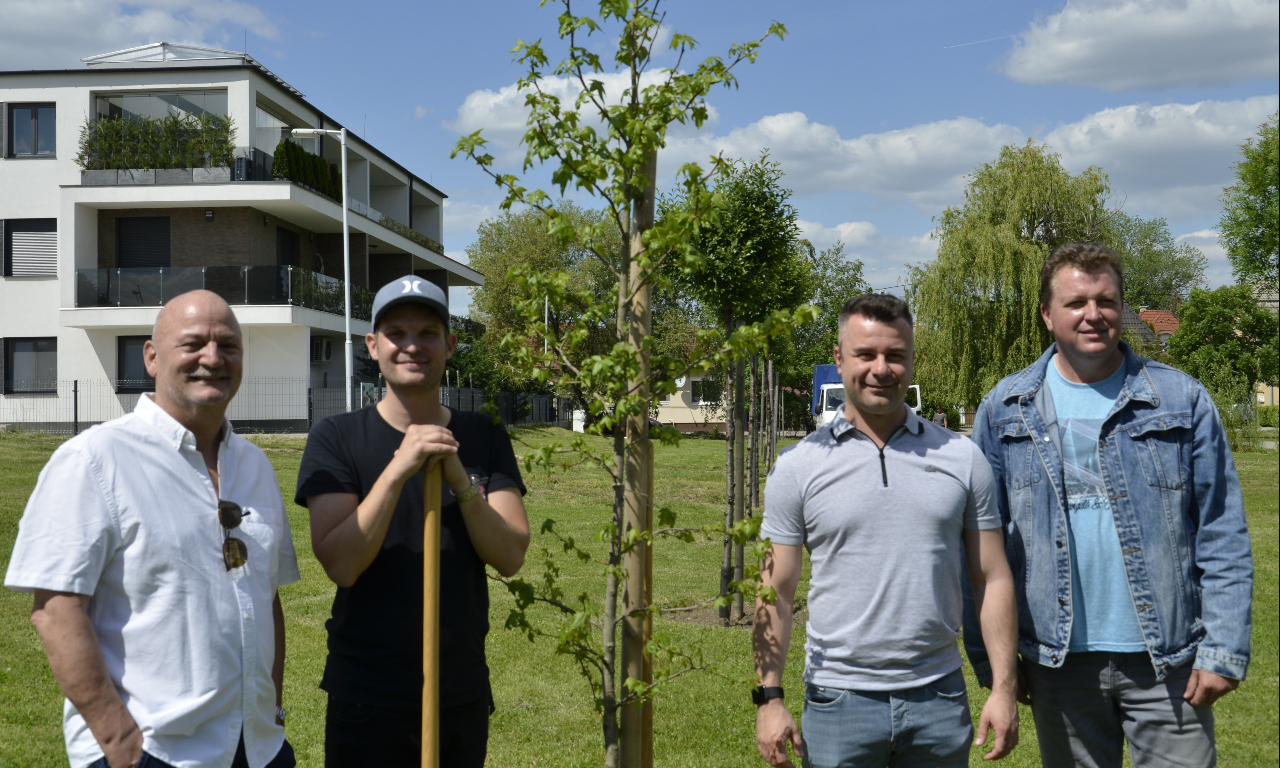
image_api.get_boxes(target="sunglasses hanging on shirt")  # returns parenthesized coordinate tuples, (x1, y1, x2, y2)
(218, 500, 249, 570)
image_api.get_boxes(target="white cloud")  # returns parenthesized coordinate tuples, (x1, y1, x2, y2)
(664, 112, 1024, 208)
(1046, 95, 1279, 217)
(798, 219, 880, 248)
(1004, 0, 1279, 91)
(0, 1, 277, 70)
(1176, 229, 1234, 287)
(798, 220, 937, 291)
(442, 199, 502, 241)
(414, 105, 430, 119)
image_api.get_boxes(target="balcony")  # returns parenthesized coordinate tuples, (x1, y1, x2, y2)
(75, 266, 373, 321)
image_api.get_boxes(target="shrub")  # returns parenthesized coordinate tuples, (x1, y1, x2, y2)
(271, 137, 343, 201)
(76, 113, 235, 170)
(1260, 405, 1278, 428)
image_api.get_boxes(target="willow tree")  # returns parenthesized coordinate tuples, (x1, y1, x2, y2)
(453, 3, 804, 766)
(910, 141, 1111, 407)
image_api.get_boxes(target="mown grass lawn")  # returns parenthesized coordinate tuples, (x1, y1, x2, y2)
(0, 428, 1275, 766)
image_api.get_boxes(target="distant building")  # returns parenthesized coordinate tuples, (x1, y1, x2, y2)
(1138, 308, 1180, 348)
(1, 43, 481, 429)
(1121, 303, 1160, 347)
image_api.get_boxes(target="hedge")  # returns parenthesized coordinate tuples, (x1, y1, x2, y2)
(75, 113, 235, 170)
(1260, 405, 1278, 428)
(271, 138, 343, 201)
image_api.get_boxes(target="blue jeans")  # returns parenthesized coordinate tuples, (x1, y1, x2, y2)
(800, 668, 973, 768)
(1026, 652, 1215, 768)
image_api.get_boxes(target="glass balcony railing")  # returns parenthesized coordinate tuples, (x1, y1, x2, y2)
(76, 266, 373, 321)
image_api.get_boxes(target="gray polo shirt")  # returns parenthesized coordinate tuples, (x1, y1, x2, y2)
(761, 408, 999, 691)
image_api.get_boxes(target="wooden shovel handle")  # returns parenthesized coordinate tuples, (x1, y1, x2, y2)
(422, 464, 442, 768)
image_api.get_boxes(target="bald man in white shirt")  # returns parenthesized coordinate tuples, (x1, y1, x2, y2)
(5, 291, 299, 768)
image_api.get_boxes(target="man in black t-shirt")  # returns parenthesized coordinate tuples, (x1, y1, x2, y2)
(295, 276, 530, 767)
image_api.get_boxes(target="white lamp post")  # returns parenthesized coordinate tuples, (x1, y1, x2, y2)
(291, 127, 353, 411)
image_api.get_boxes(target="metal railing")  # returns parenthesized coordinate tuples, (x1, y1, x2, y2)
(1, 378, 571, 435)
(75, 266, 375, 321)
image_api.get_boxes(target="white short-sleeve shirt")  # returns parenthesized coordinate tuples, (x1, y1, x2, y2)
(4, 395, 300, 768)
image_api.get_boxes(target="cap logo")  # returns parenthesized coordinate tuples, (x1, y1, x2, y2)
(401, 279, 423, 294)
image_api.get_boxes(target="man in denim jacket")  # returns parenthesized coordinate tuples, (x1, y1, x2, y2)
(965, 242, 1252, 767)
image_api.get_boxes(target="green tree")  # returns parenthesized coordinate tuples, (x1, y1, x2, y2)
(465, 202, 618, 396)
(1108, 210, 1207, 310)
(785, 239, 870, 381)
(1219, 113, 1278, 287)
(909, 140, 1111, 407)
(452, 3, 802, 764)
(665, 154, 812, 621)
(1169, 284, 1279, 400)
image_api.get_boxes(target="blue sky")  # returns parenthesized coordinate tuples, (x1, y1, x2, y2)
(5, 0, 1277, 303)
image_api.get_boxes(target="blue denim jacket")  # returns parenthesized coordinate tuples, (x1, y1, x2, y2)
(963, 343, 1252, 684)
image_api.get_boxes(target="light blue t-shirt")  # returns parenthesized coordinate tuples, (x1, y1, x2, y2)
(1045, 356, 1147, 652)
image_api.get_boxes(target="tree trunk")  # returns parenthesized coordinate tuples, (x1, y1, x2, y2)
(718, 311, 735, 622)
(621, 150, 656, 768)
(748, 353, 759, 512)
(732, 354, 747, 621)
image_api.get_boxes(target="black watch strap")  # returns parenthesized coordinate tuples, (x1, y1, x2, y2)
(752, 685, 785, 706)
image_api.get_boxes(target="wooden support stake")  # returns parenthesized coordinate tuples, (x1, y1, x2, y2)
(422, 464, 443, 768)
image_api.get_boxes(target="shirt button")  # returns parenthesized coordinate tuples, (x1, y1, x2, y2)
(1051, 654, 1059, 663)
(1056, 540, 1063, 548)
(243, 614, 251, 621)
(1058, 597, 1066, 607)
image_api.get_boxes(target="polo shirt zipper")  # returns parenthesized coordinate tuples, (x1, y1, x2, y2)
(878, 445, 888, 487)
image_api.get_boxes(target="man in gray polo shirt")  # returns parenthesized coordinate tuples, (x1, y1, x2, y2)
(753, 293, 1020, 768)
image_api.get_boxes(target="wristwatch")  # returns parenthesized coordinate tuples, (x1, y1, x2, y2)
(455, 474, 482, 504)
(275, 705, 287, 724)
(752, 686, 785, 706)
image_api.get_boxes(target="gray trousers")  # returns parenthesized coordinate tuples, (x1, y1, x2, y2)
(1025, 652, 1215, 768)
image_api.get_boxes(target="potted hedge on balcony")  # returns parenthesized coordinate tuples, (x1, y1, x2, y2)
(76, 113, 236, 185)
(271, 137, 343, 202)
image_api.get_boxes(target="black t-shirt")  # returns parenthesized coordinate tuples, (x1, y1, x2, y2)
(295, 405, 525, 709)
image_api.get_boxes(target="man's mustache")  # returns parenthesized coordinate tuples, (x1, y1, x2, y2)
(185, 368, 232, 381)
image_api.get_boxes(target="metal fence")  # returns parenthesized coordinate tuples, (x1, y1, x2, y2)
(0, 378, 571, 435)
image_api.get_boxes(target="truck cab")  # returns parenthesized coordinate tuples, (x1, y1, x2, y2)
(812, 367, 921, 429)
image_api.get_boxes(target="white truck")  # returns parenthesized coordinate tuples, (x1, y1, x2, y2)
(811, 364, 921, 428)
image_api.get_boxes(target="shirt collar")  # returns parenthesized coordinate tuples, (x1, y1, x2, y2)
(134, 394, 233, 452)
(828, 404, 924, 441)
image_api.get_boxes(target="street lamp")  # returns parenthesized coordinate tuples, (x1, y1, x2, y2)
(291, 127, 353, 411)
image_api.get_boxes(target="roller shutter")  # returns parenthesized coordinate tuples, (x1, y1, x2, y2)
(3, 218, 57, 277)
(118, 216, 170, 268)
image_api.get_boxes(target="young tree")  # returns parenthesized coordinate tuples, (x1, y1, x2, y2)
(666, 154, 812, 622)
(1169, 284, 1279, 401)
(909, 141, 1111, 407)
(453, 4, 803, 765)
(1108, 210, 1207, 311)
(1219, 113, 1278, 288)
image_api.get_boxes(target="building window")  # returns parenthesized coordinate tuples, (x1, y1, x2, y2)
(7, 103, 56, 157)
(94, 91, 227, 121)
(117, 336, 155, 393)
(3, 337, 57, 394)
(690, 378, 715, 405)
(3, 219, 57, 277)
(254, 104, 316, 157)
(117, 217, 170, 269)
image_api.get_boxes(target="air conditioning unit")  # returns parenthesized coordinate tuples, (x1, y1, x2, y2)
(311, 337, 333, 364)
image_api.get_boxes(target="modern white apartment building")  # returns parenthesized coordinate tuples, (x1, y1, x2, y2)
(0, 43, 481, 430)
